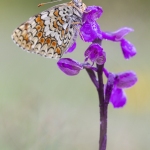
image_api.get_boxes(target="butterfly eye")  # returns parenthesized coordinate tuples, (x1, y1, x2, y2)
(78, 2, 82, 7)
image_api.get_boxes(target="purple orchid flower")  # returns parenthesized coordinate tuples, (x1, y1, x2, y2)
(84, 43, 106, 65)
(102, 27, 134, 42)
(110, 87, 127, 108)
(120, 39, 137, 59)
(80, 6, 103, 42)
(80, 21, 102, 42)
(115, 71, 137, 88)
(104, 68, 138, 108)
(55, 5, 137, 150)
(80, 7, 136, 59)
(65, 42, 76, 53)
(82, 6, 103, 22)
(57, 58, 83, 76)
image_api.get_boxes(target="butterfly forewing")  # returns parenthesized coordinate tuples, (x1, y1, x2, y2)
(11, 3, 80, 59)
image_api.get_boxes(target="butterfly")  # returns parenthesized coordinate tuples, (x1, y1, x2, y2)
(11, 0, 86, 59)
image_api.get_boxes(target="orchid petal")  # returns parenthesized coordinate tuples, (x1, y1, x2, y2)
(57, 58, 83, 76)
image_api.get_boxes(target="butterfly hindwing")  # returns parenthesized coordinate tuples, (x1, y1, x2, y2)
(11, 3, 78, 59)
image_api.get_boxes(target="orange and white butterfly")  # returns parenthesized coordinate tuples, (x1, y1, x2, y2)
(11, 0, 86, 59)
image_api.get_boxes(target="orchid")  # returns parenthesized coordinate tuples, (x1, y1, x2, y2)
(57, 5, 137, 150)
(103, 68, 137, 108)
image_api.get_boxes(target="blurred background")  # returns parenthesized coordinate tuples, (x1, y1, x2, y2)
(0, 0, 150, 149)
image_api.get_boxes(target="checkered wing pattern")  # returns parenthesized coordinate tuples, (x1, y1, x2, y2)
(11, 4, 78, 59)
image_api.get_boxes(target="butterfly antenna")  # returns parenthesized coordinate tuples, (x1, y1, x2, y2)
(38, 0, 62, 7)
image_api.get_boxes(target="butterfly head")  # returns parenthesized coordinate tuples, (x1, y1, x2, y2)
(72, 0, 86, 12)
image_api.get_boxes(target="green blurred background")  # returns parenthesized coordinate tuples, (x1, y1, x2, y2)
(0, 0, 150, 149)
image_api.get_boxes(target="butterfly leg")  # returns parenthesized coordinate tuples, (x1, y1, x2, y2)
(72, 21, 85, 41)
